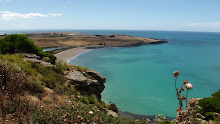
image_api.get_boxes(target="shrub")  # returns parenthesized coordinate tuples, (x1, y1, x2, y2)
(212, 89, 220, 99)
(42, 57, 50, 62)
(24, 77, 44, 95)
(1, 99, 35, 123)
(54, 60, 70, 74)
(72, 65, 89, 72)
(0, 34, 56, 64)
(109, 103, 118, 113)
(30, 62, 63, 89)
(53, 84, 76, 96)
(88, 95, 99, 105)
(80, 97, 89, 104)
(198, 89, 220, 120)
(0, 62, 25, 98)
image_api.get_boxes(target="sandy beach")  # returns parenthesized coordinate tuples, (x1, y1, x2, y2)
(55, 47, 91, 62)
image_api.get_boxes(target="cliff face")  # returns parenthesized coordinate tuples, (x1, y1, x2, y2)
(22, 53, 106, 100)
(65, 69, 106, 100)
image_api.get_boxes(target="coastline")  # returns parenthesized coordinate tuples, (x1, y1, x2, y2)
(55, 47, 92, 62)
(67, 49, 93, 63)
(118, 111, 174, 121)
(54, 39, 168, 63)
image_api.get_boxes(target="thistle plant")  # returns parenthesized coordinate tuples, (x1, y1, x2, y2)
(172, 71, 205, 124)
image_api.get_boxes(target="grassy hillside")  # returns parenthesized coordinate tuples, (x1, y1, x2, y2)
(0, 54, 148, 123)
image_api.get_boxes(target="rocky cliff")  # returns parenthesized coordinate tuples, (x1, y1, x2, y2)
(23, 53, 106, 100)
(65, 69, 106, 100)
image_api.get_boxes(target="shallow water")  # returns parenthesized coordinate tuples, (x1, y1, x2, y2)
(42, 47, 68, 52)
(69, 30, 220, 117)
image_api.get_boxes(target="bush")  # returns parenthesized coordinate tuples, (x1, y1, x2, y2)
(54, 60, 70, 74)
(42, 57, 50, 62)
(24, 76, 44, 95)
(109, 103, 118, 113)
(88, 95, 99, 105)
(212, 89, 220, 99)
(0, 62, 25, 98)
(0, 34, 56, 64)
(80, 97, 89, 104)
(198, 89, 220, 120)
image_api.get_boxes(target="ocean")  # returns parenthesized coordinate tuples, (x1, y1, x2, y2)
(2, 30, 220, 117)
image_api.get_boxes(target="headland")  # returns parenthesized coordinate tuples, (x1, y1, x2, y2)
(0, 32, 168, 62)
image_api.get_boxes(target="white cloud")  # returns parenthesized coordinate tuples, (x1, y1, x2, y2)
(0, 11, 61, 20)
(185, 22, 220, 29)
(48, 13, 62, 16)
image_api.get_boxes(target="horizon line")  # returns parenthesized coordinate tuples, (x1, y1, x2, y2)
(1, 29, 220, 33)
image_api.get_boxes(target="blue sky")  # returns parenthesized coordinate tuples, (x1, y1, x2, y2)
(1, 0, 220, 32)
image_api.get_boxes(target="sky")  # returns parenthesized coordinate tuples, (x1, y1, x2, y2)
(1, 0, 220, 32)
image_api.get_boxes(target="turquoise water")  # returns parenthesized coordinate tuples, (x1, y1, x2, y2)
(68, 30, 220, 117)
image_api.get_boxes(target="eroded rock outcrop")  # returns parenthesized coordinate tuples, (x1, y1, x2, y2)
(64, 69, 106, 100)
(22, 53, 53, 66)
(86, 70, 106, 84)
(65, 70, 87, 84)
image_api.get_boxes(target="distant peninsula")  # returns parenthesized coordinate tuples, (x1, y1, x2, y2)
(0, 32, 167, 49)
(0, 32, 168, 62)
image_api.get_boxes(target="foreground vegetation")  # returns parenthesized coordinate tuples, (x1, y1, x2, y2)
(197, 89, 220, 122)
(172, 71, 220, 124)
(0, 54, 146, 123)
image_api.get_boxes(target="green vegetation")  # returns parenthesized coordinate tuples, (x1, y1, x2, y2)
(88, 95, 99, 105)
(0, 54, 62, 93)
(72, 65, 90, 72)
(198, 89, 220, 121)
(155, 114, 171, 124)
(2, 98, 145, 124)
(109, 103, 119, 113)
(0, 54, 147, 123)
(0, 34, 56, 64)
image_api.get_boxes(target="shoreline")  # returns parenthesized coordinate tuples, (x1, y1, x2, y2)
(55, 47, 91, 62)
(54, 41, 167, 62)
(118, 111, 174, 121)
(67, 49, 93, 63)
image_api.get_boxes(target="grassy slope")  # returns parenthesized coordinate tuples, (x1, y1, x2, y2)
(0, 54, 146, 123)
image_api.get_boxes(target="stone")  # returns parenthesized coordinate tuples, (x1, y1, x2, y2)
(44, 87, 54, 94)
(64, 69, 106, 100)
(22, 53, 53, 66)
(22, 53, 40, 59)
(65, 70, 87, 84)
(24, 58, 53, 66)
(86, 70, 106, 83)
(107, 110, 119, 117)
